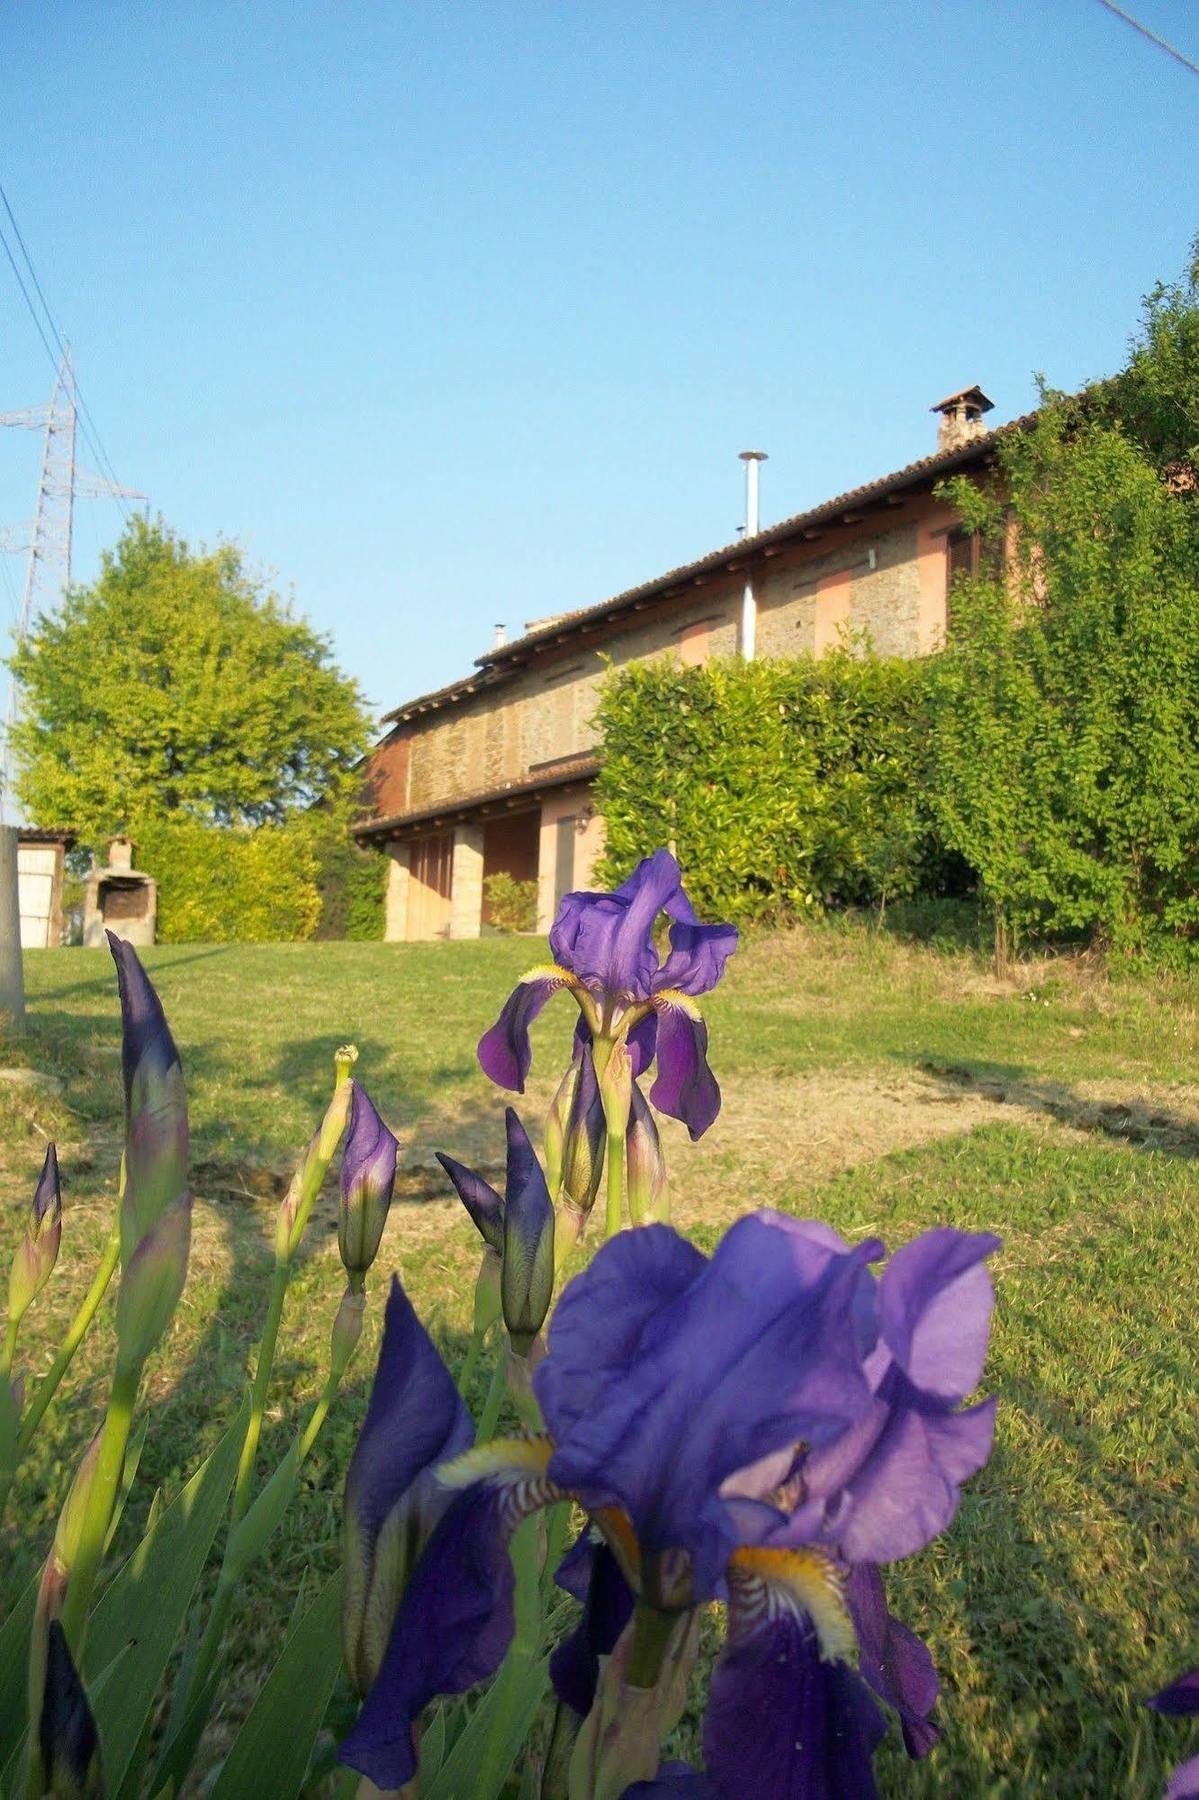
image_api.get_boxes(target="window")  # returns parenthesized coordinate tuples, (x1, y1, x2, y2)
(947, 528, 1004, 584)
(945, 527, 1004, 630)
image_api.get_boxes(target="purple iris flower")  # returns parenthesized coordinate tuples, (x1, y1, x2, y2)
(477, 850, 738, 1140)
(536, 1214, 885, 1604)
(1149, 1666, 1199, 1799)
(342, 1275, 473, 1696)
(339, 1211, 997, 1793)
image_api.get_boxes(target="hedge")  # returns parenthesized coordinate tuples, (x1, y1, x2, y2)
(593, 649, 950, 925)
(132, 818, 322, 944)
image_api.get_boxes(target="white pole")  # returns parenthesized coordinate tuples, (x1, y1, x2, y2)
(0, 824, 25, 1029)
(738, 451, 768, 660)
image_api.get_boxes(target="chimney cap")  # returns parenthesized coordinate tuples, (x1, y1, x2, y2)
(930, 386, 994, 417)
(738, 449, 769, 462)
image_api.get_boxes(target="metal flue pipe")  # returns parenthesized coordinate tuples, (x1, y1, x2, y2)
(738, 451, 768, 659)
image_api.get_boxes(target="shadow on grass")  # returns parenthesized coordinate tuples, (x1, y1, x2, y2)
(912, 1054, 1199, 1160)
(28, 945, 233, 1004)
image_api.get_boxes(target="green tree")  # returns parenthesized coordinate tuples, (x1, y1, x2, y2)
(8, 517, 370, 845)
(930, 372, 1199, 958)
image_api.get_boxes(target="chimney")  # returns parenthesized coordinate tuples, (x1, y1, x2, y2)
(738, 450, 768, 537)
(930, 386, 994, 453)
(493, 622, 507, 649)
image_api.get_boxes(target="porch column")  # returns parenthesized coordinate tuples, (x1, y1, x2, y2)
(449, 824, 485, 939)
(383, 841, 411, 943)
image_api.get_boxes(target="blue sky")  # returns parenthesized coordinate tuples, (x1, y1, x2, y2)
(1, 1, 1197, 722)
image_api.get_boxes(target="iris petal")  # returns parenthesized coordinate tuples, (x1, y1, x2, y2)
(1152, 1668, 1199, 1717)
(1167, 1753, 1199, 1800)
(655, 915, 739, 998)
(551, 851, 685, 998)
(846, 1563, 940, 1759)
(342, 1441, 560, 1789)
(478, 965, 574, 1090)
(649, 997, 721, 1141)
(342, 1277, 472, 1691)
(340, 1480, 519, 1789)
(878, 1228, 1001, 1401)
(706, 1551, 885, 1800)
(548, 1539, 635, 1719)
(794, 1377, 997, 1564)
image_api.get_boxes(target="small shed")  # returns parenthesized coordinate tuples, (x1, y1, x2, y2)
(83, 836, 158, 948)
(17, 829, 75, 949)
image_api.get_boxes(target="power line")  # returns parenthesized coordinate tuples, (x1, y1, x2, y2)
(0, 181, 134, 521)
(1094, 0, 1199, 78)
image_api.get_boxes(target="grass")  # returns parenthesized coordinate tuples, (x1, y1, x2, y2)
(2, 921, 1198, 1796)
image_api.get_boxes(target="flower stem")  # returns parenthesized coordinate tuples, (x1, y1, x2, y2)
(295, 1359, 344, 1464)
(13, 1217, 121, 1463)
(231, 1258, 289, 1526)
(626, 1599, 679, 1689)
(171, 1252, 293, 1745)
(604, 1130, 624, 1239)
(476, 1358, 507, 1442)
(58, 1358, 140, 1651)
(457, 1327, 484, 1403)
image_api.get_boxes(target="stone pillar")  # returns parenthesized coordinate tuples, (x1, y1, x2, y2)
(449, 824, 484, 940)
(383, 842, 411, 943)
(0, 824, 25, 1028)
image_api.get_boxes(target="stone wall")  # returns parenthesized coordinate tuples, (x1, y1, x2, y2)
(369, 487, 962, 825)
(385, 587, 741, 816)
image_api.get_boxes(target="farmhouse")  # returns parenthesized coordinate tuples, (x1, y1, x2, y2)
(355, 388, 1016, 941)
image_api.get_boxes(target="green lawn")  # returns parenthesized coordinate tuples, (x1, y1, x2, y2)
(3, 925, 1198, 1796)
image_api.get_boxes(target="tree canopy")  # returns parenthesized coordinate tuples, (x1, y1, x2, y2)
(928, 242, 1199, 960)
(8, 518, 370, 846)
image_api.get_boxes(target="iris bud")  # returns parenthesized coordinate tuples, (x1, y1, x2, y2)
(544, 1059, 578, 1199)
(626, 1085, 669, 1226)
(331, 1285, 366, 1376)
(107, 934, 192, 1374)
(28, 1432, 103, 1769)
(114, 1198, 191, 1375)
(473, 1245, 502, 1336)
(8, 1143, 62, 1333)
(499, 1110, 555, 1355)
(435, 1152, 503, 1252)
(39, 1620, 103, 1798)
(277, 1050, 357, 1261)
(561, 1045, 605, 1217)
(598, 1040, 633, 1142)
(568, 1606, 700, 1800)
(338, 1082, 399, 1292)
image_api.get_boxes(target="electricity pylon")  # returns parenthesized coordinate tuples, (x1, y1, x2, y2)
(0, 346, 144, 816)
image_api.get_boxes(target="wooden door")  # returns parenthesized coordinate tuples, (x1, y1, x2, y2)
(408, 833, 454, 939)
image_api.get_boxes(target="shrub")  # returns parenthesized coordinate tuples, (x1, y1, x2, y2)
(484, 871, 538, 933)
